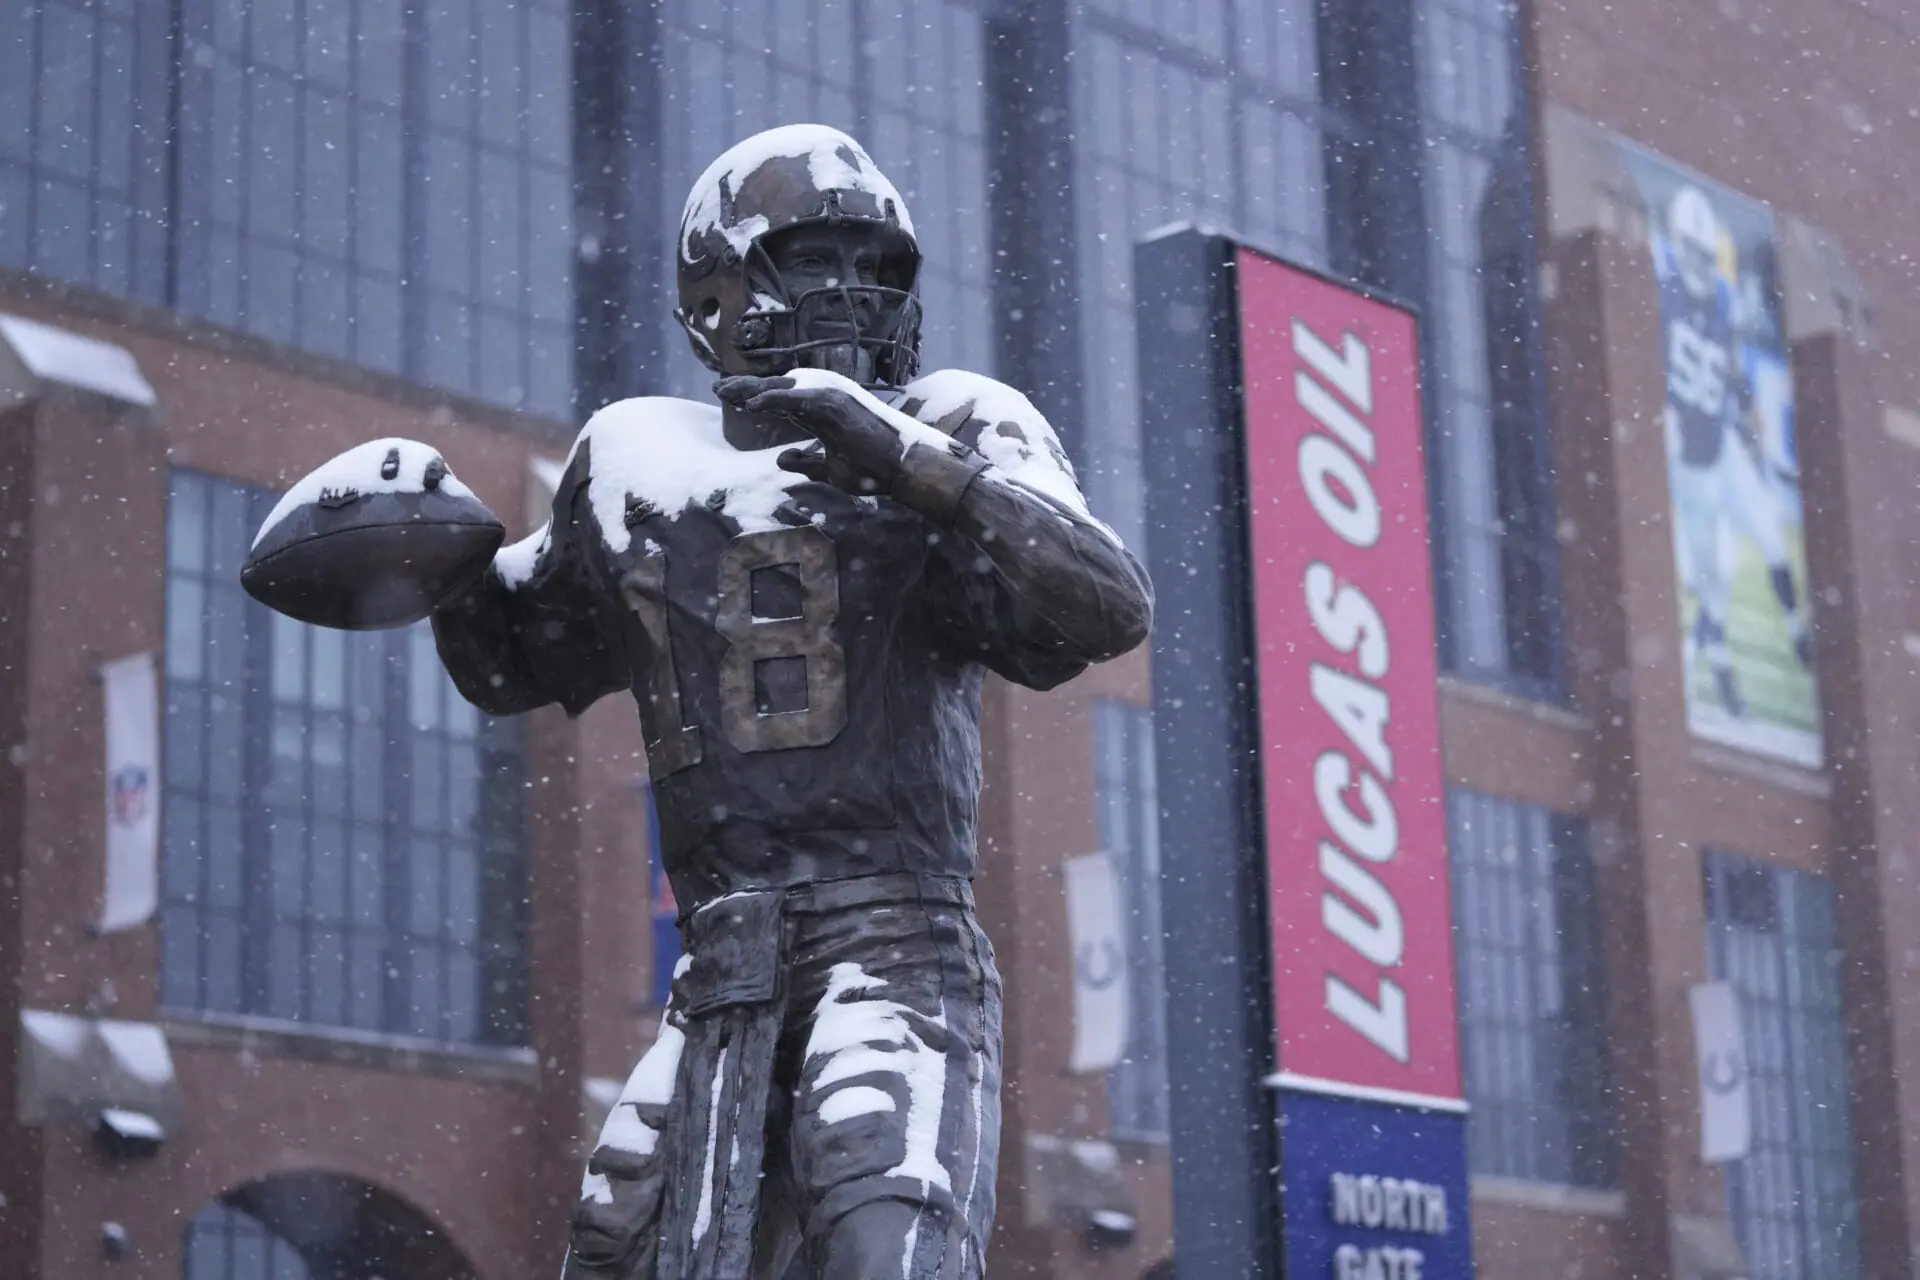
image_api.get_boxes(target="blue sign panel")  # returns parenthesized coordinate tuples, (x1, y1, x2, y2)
(1278, 1089, 1473, 1279)
(644, 781, 681, 1007)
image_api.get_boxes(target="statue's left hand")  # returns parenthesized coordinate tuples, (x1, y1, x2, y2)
(715, 375, 904, 495)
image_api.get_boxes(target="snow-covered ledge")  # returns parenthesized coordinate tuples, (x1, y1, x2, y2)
(0, 312, 156, 410)
(1469, 1174, 1626, 1218)
(16, 1009, 179, 1138)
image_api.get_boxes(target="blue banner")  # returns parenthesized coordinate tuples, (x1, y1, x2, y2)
(1278, 1089, 1473, 1278)
(644, 781, 681, 1008)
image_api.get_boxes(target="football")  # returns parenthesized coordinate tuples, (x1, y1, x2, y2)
(241, 438, 505, 631)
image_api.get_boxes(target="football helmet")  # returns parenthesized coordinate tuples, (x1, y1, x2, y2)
(676, 125, 922, 387)
(1667, 184, 1722, 300)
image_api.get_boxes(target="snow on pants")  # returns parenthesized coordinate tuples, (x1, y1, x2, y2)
(564, 873, 1003, 1280)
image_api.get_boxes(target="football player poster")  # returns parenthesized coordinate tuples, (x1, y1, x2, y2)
(1617, 140, 1821, 768)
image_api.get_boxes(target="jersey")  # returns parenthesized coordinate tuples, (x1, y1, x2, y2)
(1654, 239, 1752, 470)
(431, 370, 1152, 916)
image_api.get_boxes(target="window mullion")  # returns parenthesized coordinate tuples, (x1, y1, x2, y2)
(380, 626, 412, 1035)
(238, 492, 276, 1017)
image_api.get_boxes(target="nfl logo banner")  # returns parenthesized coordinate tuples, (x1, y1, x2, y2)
(99, 651, 160, 934)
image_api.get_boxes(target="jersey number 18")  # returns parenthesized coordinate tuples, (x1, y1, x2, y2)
(619, 526, 849, 778)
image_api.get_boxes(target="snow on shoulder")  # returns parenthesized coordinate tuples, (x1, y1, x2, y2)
(903, 369, 1111, 531)
(252, 438, 477, 549)
(570, 396, 805, 557)
(678, 124, 914, 264)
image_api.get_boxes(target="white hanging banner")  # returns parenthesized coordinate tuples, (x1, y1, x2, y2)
(1064, 851, 1130, 1075)
(1691, 980, 1752, 1163)
(98, 652, 160, 934)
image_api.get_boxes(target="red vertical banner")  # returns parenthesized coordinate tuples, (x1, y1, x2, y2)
(1238, 249, 1463, 1107)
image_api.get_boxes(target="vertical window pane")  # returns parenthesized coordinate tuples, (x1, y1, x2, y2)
(425, 0, 474, 130)
(477, 149, 524, 308)
(358, 0, 405, 107)
(526, 8, 570, 161)
(95, 18, 134, 191)
(301, 90, 351, 259)
(1098, 701, 1171, 1142)
(425, 133, 475, 292)
(0, 163, 28, 266)
(1449, 789, 1615, 1187)
(422, 295, 475, 397)
(33, 177, 90, 282)
(305, 0, 353, 88)
(37, 6, 96, 182)
(476, 0, 523, 147)
(185, 1204, 311, 1280)
(1707, 852, 1863, 1279)
(1406, 0, 1558, 691)
(0, 19, 33, 164)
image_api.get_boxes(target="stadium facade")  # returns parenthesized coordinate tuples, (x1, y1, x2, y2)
(1, 0, 1916, 1277)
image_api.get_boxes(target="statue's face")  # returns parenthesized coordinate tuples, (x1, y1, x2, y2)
(761, 223, 890, 383)
(763, 223, 885, 296)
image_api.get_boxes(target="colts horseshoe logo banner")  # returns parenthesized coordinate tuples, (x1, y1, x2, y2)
(1237, 249, 1463, 1109)
(1064, 850, 1130, 1075)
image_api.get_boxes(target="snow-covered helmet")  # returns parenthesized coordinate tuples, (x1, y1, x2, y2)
(1667, 184, 1722, 300)
(675, 125, 923, 387)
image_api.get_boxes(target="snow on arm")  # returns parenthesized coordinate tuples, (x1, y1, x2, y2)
(493, 522, 552, 590)
(253, 438, 480, 549)
(901, 368, 1116, 535)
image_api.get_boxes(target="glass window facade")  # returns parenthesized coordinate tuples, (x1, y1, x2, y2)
(654, 0, 992, 402)
(3, 0, 574, 420)
(1094, 700, 1170, 1143)
(1070, 0, 1327, 551)
(1411, 0, 1560, 692)
(160, 470, 529, 1047)
(184, 1204, 309, 1280)
(1705, 852, 1863, 1279)
(0, 0, 168, 301)
(1448, 788, 1614, 1187)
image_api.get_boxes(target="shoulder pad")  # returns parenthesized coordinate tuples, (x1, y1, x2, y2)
(898, 370, 1044, 435)
(898, 368, 1083, 505)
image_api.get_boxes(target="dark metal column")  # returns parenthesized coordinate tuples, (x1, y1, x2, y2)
(1135, 228, 1280, 1280)
(572, 0, 669, 413)
(983, 0, 1087, 467)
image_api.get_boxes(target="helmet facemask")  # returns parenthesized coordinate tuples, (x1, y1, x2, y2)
(732, 222, 923, 386)
(675, 126, 925, 391)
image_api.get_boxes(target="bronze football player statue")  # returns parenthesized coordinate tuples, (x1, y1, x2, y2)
(243, 124, 1152, 1279)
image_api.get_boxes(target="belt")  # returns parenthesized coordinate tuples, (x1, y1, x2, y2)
(784, 870, 974, 915)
